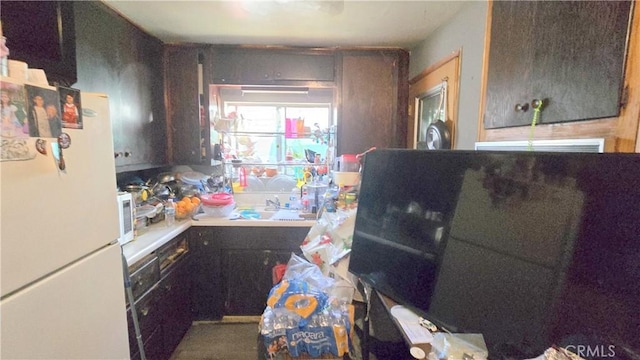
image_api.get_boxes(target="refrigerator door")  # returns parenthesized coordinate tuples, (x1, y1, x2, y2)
(1, 92, 119, 297)
(0, 244, 129, 359)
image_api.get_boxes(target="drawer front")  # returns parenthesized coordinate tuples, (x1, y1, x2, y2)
(127, 284, 162, 351)
(129, 256, 160, 301)
(157, 233, 189, 274)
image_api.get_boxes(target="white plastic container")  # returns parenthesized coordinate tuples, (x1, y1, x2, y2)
(200, 193, 235, 218)
(332, 171, 360, 186)
(201, 202, 235, 217)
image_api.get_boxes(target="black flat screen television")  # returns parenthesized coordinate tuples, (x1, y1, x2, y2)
(348, 149, 640, 359)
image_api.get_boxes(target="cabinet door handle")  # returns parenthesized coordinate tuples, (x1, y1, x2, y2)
(531, 99, 543, 109)
(515, 103, 529, 112)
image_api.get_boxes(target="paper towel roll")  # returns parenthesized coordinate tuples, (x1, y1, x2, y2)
(8, 60, 27, 81)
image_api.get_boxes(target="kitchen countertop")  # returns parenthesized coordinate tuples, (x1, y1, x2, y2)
(122, 213, 316, 266)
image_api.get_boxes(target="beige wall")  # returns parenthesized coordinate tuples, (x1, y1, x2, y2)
(409, 1, 488, 150)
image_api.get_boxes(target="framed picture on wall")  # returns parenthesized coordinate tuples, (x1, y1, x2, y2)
(57, 87, 82, 129)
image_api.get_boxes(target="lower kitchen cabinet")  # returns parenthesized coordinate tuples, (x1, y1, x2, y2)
(191, 226, 311, 320)
(159, 256, 193, 355)
(126, 233, 192, 360)
(129, 325, 164, 360)
(190, 227, 224, 321)
(223, 249, 294, 315)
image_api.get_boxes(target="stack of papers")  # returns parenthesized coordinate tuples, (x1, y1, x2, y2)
(389, 305, 434, 344)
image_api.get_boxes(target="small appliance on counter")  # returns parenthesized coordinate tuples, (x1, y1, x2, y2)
(116, 192, 135, 246)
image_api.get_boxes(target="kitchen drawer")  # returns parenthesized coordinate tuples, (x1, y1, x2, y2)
(127, 284, 162, 353)
(157, 233, 189, 275)
(128, 254, 160, 302)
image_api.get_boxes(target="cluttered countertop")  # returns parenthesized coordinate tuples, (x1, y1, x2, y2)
(122, 206, 319, 266)
(118, 158, 361, 266)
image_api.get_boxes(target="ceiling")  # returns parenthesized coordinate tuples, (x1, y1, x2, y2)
(100, 0, 466, 49)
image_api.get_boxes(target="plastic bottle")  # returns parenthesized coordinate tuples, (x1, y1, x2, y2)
(286, 314, 299, 329)
(261, 308, 275, 336)
(288, 187, 301, 209)
(164, 198, 176, 226)
(336, 183, 346, 209)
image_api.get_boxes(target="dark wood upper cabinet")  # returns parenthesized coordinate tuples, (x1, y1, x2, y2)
(484, 1, 632, 129)
(1, 1, 77, 87)
(338, 49, 409, 154)
(164, 45, 205, 165)
(74, 2, 167, 172)
(166, 45, 408, 163)
(211, 47, 335, 85)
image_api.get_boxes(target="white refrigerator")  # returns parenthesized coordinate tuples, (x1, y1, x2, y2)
(0, 90, 130, 359)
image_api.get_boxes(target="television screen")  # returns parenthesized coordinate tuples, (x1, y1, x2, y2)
(349, 149, 640, 359)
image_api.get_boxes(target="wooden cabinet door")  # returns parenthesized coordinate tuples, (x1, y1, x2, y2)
(211, 47, 335, 85)
(223, 249, 292, 315)
(338, 50, 409, 154)
(159, 257, 193, 359)
(75, 1, 167, 171)
(194, 226, 309, 317)
(484, 1, 631, 129)
(190, 228, 224, 320)
(165, 46, 203, 164)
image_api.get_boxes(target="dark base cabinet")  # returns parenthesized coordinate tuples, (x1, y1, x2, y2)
(191, 226, 311, 320)
(127, 285, 163, 360)
(159, 257, 193, 356)
(223, 249, 294, 315)
(126, 233, 193, 360)
(129, 325, 164, 360)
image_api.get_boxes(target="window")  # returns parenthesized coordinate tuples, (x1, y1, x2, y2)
(211, 87, 336, 191)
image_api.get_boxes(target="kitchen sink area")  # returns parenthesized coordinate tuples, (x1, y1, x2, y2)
(122, 191, 317, 266)
(193, 192, 318, 226)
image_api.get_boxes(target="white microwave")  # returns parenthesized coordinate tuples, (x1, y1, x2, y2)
(117, 192, 135, 245)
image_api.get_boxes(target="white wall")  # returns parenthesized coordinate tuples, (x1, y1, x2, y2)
(409, 1, 488, 150)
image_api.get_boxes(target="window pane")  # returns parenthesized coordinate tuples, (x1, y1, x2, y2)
(213, 87, 335, 192)
(220, 103, 333, 184)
